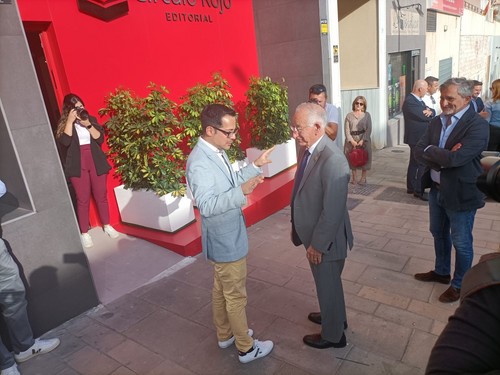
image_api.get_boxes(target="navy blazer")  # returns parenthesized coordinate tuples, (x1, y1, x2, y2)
(471, 97, 485, 113)
(414, 105, 489, 211)
(402, 93, 435, 145)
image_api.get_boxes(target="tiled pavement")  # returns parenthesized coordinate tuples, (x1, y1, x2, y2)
(19, 146, 500, 375)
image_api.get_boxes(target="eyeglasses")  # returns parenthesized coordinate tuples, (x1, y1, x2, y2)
(355, 102, 364, 106)
(290, 125, 312, 134)
(213, 126, 238, 137)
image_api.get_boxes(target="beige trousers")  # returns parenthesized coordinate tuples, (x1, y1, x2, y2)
(212, 257, 253, 352)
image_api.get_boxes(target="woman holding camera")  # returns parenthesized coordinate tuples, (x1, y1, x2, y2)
(56, 93, 119, 248)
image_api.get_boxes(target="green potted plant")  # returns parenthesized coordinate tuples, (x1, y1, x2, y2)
(99, 83, 195, 233)
(178, 72, 245, 164)
(245, 76, 296, 177)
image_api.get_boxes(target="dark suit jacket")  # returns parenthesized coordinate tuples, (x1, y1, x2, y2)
(57, 115, 111, 178)
(291, 136, 353, 261)
(471, 97, 484, 113)
(403, 93, 435, 145)
(414, 105, 489, 211)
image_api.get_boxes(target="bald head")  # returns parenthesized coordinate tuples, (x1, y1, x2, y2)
(412, 80, 428, 99)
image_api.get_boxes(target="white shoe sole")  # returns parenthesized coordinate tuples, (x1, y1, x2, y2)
(218, 329, 254, 349)
(238, 340, 274, 364)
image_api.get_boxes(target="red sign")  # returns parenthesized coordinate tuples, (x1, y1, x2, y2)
(429, 0, 464, 16)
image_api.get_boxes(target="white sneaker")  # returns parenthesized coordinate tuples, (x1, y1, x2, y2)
(14, 338, 61, 363)
(103, 225, 120, 239)
(218, 329, 254, 349)
(238, 339, 274, 364)
(81, 233, 93, 248)
(1, 364, 20, 375)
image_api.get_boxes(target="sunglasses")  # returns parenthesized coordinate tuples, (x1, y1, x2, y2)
(355, 102, 364, 106)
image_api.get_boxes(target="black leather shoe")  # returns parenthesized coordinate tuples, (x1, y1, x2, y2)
(307, 313, 348, 329)
(407, 189, 414, 194)
(414, 270, 451, 284)
(303, 333, 346, 349)
(414, 192, 429, 201)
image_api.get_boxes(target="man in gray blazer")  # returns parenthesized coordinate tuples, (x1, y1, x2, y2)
(186, 104, 275, 364)
(290, 102, 354, 349)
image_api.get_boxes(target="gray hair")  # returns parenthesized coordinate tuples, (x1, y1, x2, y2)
(295, 102, 327, 129)
(440, 78, 474, 98)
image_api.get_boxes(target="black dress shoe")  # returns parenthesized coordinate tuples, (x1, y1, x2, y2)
(303, 333, 347, 349)
(413, 192, 429, 201)
(307, 313, 348, 329)
(414, 270, 451, 284)
(407, 189, 414, 194)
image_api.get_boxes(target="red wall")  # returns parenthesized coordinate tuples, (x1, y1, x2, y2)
(17, 0, 259, 228)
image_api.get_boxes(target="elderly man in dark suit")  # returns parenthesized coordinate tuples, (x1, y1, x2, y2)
(290, 102, 353, 349)
(403, 79, 436, 200)
(413, 78, 489, 303)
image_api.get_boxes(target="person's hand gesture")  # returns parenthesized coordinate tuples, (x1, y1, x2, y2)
(254, 146, 275, 167)
(241, 175, 264, 195)
(68, 109, 78, 123)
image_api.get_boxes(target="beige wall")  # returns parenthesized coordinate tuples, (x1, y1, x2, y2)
(339, 0, 378, 89)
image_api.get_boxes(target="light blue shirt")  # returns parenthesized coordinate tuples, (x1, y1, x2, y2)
(0, 179, 5, 198)
(484, 100, 500, 127)
(429, 105, 469, 184)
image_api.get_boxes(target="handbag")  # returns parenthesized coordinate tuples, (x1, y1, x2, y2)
(348, 147, 368, 168)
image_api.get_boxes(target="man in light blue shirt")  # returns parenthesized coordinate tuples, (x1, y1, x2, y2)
(413, 78, 489, 303)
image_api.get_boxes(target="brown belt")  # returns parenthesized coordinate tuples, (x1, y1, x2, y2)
(434, 182, 440, 190)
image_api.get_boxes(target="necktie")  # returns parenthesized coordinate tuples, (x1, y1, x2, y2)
(292, 149, 310, 200)
(219, 151, 234, 184)
(430, 96, 436, 105)
(446, 115, 453, 126)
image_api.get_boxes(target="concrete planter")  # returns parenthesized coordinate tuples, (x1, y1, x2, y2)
(114, 185, 195, 233)
(246, 139, 297, 178)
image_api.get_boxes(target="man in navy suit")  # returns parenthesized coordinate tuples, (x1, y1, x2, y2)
(471, 80, 485, 113)
(186, 104, 275, 364)
(413, 78, 489, 303)
(403, 80, 436, 200)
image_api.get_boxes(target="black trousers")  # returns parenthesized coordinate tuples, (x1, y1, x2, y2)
(487, 125, 500, 152)
(407, 145, 426, 194)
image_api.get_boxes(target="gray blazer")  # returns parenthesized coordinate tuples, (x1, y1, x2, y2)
(186, 138, 260, 262)
(292, 136, 353, 261)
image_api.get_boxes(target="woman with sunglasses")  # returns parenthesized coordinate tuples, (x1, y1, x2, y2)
(344, 96, 372, 184)
(56, 93, 119, 248)
(483, 79, 500, 151)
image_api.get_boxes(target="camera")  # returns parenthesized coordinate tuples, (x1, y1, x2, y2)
(477, 153, 500, 203)
(75, 107, 89, 121)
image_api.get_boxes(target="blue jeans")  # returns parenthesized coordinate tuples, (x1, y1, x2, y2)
(428, 188, 476, 289)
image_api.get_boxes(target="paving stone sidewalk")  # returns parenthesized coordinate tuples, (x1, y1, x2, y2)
(18, 146, 500, 375)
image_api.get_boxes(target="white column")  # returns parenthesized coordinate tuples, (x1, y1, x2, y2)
(378, 0, 388, 148)
(324, 0, 342, 148)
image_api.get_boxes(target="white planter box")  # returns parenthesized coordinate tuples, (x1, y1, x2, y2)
(114, 185, 195, 233)
(246, 139, 297, 178)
